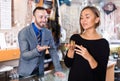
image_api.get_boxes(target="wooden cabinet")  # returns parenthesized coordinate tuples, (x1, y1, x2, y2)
(0, 49, 20, 62)
(36, 0, 43, 7)
(36, 0, 54, 7)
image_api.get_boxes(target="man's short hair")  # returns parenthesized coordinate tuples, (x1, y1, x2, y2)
(33, 7, 46, 16)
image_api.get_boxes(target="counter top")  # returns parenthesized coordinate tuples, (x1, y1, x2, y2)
(0, 61, 116, 81)
(9, 61, 68, 81)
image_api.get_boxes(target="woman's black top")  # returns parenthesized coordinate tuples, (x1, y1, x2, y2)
(64, 34, 110, 81)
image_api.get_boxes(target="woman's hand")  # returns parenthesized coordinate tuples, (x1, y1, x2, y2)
(75, 45, 91, 60)
(64, 40, 75, 51)
(64, 40, 75, 58)
(75, 44, 98, 69)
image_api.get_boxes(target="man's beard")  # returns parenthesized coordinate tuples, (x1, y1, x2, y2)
(40, 23, 46, 27)
(36, 22, 46, 28)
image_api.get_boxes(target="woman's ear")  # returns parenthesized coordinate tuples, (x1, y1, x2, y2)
(95, 17, 100, 23)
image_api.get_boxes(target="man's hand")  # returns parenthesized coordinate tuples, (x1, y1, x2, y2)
(54, 71, 65, 78)
(37, 45, 50, 52)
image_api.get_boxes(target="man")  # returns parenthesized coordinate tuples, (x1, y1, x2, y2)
(18, 7, 64, 79)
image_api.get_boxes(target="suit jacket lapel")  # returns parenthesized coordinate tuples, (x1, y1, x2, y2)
(41, 28, 45, 46)
(29, 24, 38, 44)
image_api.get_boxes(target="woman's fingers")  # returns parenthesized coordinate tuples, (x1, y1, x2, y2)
(74, 49, 82, 54)
(75, 45, 86, 55)
(75, 45, 85, 51)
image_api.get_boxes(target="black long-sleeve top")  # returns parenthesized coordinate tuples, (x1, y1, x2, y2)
(64, 34, 110, 81)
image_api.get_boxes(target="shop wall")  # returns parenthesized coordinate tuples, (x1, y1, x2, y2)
(60, 0, 120, 42)
(0, 0, 120, 63)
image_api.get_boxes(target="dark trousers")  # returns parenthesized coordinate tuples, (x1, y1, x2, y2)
(31, 67, 39, 76)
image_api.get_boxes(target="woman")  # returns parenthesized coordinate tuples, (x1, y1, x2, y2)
(64, 6, 110, 81)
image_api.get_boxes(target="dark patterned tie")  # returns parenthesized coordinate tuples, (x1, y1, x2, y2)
(37, 30, 42, 45)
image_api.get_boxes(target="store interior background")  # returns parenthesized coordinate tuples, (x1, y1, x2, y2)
(0, 0, 120, 81)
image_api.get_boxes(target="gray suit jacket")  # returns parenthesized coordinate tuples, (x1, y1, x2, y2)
(18, 24, 62, 77)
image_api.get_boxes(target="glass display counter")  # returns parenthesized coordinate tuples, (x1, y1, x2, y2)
(9, 62, 68, 81)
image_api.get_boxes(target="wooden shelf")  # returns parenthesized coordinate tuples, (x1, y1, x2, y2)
(0, 48, 20, 62)
(36, 0, 54, 7)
